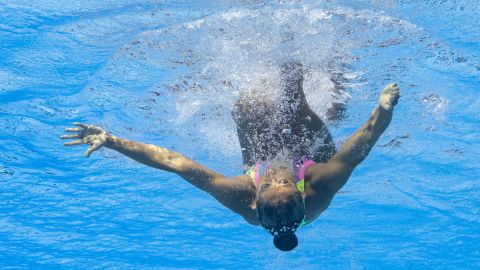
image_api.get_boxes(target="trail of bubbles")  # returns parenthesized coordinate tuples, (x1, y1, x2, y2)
(78, 1, 477, 160)
(126, 5, 371, 156)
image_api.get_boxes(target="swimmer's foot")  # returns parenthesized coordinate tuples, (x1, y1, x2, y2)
(326, 73, 347, 125)
(279, 61, 306, 114)
(280, 61, 303, 87)
(326, 101, 346, 124)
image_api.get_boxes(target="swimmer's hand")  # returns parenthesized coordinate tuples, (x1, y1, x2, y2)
(61, 122, 109, 158)
(379, 83, 400, 111)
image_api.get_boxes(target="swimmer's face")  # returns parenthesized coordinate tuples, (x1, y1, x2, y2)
(257, 167, 299, 200)
(255, 165, 305, 235)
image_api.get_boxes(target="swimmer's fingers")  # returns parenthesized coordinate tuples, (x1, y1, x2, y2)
(64, 127, 84, 133)
(65, 123, 106, 137)
(379, 83, 401, 110)
(388, 83, 398, 88)
(60, 134, 82, 140)
(388, 88, 400, 102)
(85, 140, 104, 158)
(64, 140, 85, 146)
(73, 122, 89, 129)
(62, 126, 86, 141)
(392, 91, 400, 106)
(382, 83, 400, 94)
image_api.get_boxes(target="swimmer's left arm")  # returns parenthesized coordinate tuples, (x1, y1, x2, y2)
(308, 83, 400, 194)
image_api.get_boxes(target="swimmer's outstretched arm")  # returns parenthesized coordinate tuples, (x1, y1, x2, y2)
(308, 83, 400, 193)
(61, 125, 256, 219)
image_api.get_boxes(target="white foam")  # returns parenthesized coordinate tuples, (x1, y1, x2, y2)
(104, 3, 425, 157)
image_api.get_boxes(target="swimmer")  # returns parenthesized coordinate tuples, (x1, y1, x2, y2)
(61, 62, 400, 251)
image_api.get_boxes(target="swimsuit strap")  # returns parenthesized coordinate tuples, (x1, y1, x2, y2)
(247, 161, 270, 189)
(294, 159, 315, 226)
(292, 159, 315, 194)
(299, 159, 315, 182)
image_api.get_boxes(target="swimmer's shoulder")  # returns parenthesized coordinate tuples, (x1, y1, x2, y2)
(303, 163, 336, 217)
(229, 174, 255, 190)
(229, 174, 259, 224)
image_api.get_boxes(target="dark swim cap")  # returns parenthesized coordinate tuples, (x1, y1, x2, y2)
(256, 185, 304, 252)
(265, 221, 301, 251)
(273, 233, 298, 251)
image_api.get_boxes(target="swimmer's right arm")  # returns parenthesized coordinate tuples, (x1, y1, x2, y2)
(61, 123, 256, 218)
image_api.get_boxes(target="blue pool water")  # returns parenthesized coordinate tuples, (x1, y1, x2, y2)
(0, 0, 479, 269)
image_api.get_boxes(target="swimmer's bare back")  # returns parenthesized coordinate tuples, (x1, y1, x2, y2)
(62, 80, 400, 225)
(232, 62, 336, 167)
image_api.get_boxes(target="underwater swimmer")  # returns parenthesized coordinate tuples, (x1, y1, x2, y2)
(61, 62, 400, 252)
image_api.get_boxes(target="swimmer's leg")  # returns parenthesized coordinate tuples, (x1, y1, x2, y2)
(307, 113, 337, 163)
(278, 61, 308, 118)
(326, 70, 347, 124)
(232, 94, 281, 167)
(278, 61, 337, 163)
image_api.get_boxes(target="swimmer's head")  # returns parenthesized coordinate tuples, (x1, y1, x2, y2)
(254, 162, 305, 251)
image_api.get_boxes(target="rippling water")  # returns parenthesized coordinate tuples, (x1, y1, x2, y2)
(1, 0, 479, 269)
